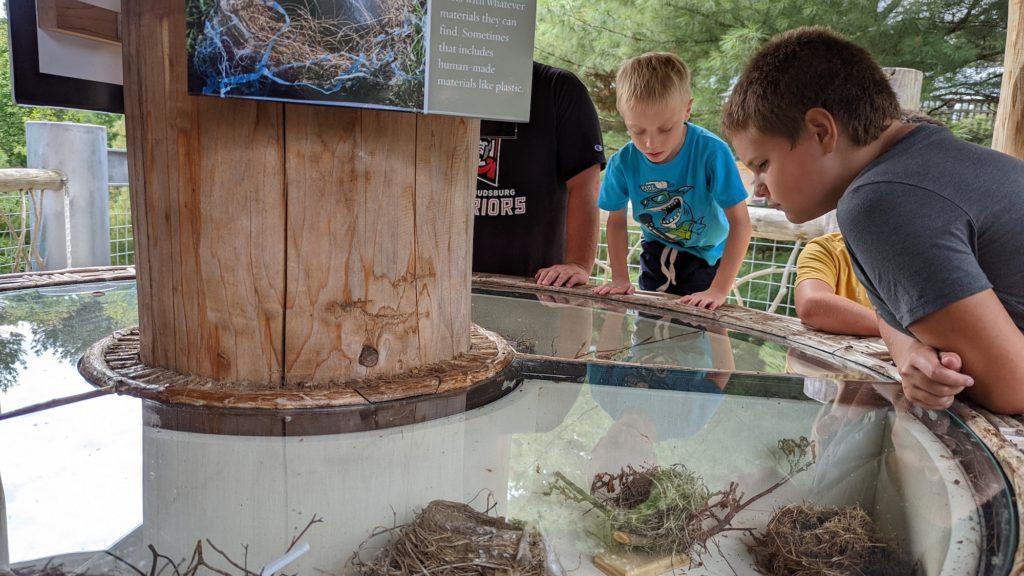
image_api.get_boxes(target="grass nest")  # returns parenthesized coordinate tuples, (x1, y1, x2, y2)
(351, 500, 551, 576)
(749, 503, 917, 576)
(591, 465, 711, 555)
(551, 437, 815, 560)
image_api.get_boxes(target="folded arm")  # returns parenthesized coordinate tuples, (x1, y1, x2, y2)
(894, 289, 1024, 414)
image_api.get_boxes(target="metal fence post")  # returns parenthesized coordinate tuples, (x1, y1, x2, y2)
(25, 121, 111, 270)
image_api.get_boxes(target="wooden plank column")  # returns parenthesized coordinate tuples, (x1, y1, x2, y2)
(123, 0, 477, 387)
(993, 0, 1024, 159)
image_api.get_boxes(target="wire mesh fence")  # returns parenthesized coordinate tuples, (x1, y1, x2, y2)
(0, 190, 37, 273)
(109, 186, 134, 266)
(0, 186, 134, 273)
(592, 223, 803, 317)
(1, 188, 802, 316)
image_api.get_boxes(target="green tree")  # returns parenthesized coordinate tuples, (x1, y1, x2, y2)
(0, 19, 126, 168)
(535, 0, 1007, 148)
(948, 113, 995, 145)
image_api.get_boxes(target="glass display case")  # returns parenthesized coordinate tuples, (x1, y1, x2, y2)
(0, 281, 1015, 575)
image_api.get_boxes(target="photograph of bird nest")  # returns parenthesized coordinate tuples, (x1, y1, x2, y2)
(186, 0, 426, 110)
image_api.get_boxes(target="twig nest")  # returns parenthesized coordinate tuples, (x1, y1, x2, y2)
(750, 503, 916, 576)
(352, 500, 552, 576)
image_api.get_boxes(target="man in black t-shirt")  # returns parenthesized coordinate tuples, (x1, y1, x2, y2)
(473, 62, 606, 287)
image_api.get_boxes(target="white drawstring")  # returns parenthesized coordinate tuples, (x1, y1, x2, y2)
(657, 244, 678, 292)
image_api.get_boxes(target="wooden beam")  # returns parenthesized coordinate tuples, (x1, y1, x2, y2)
(125, 0, 477, 385)
(0, 168, 64, 193)
(993, 0, 1024, 159)
(37, 0, 121, 46)
(882, 67, 923, 111)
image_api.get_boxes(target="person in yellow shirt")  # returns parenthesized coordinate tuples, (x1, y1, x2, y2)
(794, 232, 879, 336)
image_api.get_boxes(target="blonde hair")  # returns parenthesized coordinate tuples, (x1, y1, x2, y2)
(616, 52, 692, 111)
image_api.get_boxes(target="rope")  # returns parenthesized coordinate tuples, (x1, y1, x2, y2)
(62, 177, 72, 268)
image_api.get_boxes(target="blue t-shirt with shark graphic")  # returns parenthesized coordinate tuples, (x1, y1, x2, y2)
(598, 123, 747, 265)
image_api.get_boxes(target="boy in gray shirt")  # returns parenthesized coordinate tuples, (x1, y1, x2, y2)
(722, 27, 1024, 414)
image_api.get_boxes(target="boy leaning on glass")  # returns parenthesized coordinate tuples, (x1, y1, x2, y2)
(594, 52, 751, 310)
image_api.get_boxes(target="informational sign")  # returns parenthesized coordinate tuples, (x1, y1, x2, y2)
(186, 0, 535, 121)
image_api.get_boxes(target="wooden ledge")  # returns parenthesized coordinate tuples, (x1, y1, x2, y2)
(473, 273, 898, 382)
(78, 324, 517, 435)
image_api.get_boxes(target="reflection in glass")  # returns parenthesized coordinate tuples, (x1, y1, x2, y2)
(0, 282, 1014, 575)
(471, 289, 882, 380)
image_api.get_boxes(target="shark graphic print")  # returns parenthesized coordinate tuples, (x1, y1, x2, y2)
(636, 180, 707, 246)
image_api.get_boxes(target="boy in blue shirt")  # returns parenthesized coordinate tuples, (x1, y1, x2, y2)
(594, 52, 751, 310)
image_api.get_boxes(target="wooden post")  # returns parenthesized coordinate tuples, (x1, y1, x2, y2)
(883, 67, 923, 111)
(123, 0, 477, 386)
(993, 0, 1024, 159)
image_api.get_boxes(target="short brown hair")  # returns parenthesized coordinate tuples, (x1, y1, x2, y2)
(722, 27, 901, 146)
(616, 52, 691, 111)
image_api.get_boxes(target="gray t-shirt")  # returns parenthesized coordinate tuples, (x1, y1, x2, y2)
(838, 123, 1024, 334)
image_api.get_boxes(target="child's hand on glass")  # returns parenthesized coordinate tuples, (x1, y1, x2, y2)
(593, 278, 636, 296)
(680, 287, 728, 310)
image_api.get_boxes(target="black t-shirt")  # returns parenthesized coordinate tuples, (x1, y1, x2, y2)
(472, 62, 606, 276)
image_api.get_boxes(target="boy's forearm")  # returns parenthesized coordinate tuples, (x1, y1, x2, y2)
(606, 212, 631, 280)
(879, 319, 914, 363)
(906, 290, 1024, 414)
(795, 281, 881, 336)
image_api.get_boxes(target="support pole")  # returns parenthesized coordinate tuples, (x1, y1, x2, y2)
(993, 0, 1024, 159)
(123, 0, 477, 385)
(883, 67, 924, 111)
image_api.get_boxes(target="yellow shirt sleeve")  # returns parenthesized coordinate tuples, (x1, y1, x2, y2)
(795, 233, 874, 310)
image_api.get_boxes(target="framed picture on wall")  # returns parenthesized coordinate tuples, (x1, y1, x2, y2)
(5, 0, 124, 114)
(186, 0, 536, 121)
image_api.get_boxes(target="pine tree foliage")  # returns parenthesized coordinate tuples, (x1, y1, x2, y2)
(535, 0, 1007, 146)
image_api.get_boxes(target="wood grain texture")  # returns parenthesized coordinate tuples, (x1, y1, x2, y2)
(993, 0, 1024, 159)
(0, 169, 64, 193)
(122, 0, 285, 384)
(882, 67, 923, 111)
(126, 0, 476, 386)
(37, 0, 121, 45)
(414, 115, 479, 361)
(284, 106, 425, 383)
(284, 109, 477, 383)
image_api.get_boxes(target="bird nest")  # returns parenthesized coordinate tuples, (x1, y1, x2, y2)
(350, 500, 553, 576)
(749, 503, 917, 576)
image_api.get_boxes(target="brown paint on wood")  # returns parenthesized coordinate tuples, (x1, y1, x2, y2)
(993, 0, 1024, 159)
(37, 0, 121, 45)
(123, 0, 285, 385)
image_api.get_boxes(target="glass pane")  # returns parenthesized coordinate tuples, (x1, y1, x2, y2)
(0, 282, 1015, 576)
(472, 288, 884, 380)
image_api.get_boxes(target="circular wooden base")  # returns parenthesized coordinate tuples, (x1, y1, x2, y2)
(78, 324, 518, 436)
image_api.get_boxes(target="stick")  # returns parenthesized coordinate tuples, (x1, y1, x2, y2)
(0, 386, 116, 422)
